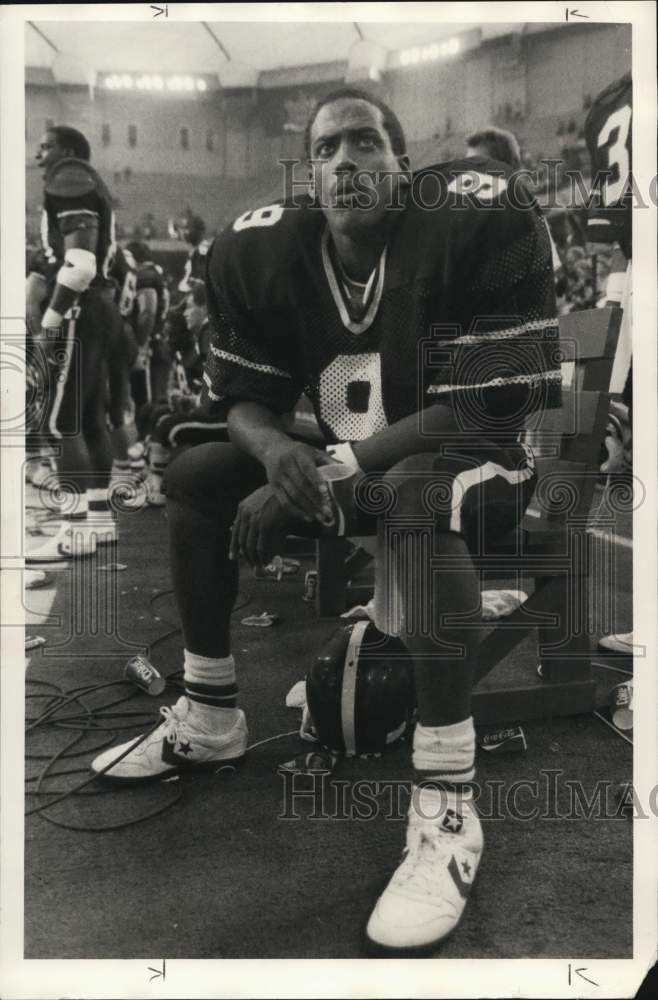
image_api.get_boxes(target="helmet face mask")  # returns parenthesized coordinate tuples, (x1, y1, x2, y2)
(305, 622, 414, 756)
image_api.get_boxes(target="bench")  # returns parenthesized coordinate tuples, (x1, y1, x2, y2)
(313, 307, 623, 724)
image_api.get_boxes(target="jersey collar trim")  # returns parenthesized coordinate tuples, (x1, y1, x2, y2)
(321, 227, 387, 335)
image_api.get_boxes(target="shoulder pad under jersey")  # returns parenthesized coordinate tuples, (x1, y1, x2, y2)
(44, 158, 100, 199)
(210, 200, 314, 301)
(416, 156, 514, 189)
(121, 247, 138, 271)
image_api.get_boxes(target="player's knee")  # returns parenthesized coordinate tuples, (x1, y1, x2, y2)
(165, 442, 234, 507)
(384, 453, 442, 516)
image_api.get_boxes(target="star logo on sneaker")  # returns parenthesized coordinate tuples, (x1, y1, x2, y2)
(441, 809, 463, 834)
(448, 850, 476, 898)
(161, 738, 196, 765)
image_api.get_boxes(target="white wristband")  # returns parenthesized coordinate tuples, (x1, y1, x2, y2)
(326, 442, 362, 474)
(42, 307, 64, 329)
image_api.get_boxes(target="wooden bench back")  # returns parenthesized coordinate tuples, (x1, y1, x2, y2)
(523, 307, 622, 526)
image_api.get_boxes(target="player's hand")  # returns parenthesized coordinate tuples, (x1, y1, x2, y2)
(263, 440, 335, 523)
(229, 485, 289, 567)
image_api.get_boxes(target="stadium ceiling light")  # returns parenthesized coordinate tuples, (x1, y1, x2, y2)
(103, 71, 206, 93)
(398, 35, 461, 67)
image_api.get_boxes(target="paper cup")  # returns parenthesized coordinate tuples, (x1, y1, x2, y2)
(317, 463, 357, 534)
(610, 681, 633, 730)
(124, 655, 166, 696)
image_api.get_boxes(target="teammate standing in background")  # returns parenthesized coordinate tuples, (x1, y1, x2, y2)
(124, 240, 171, 426)
(142, 284, 230, 506)
(27, 126, 121, 562)
(465, 126, 522, 169)
(465, 125, 564, 281)
(177, 214, 209, 297)
(93, 90, 559, 954)
(584, 72, 634, 654)
(107, 243, 139, 483)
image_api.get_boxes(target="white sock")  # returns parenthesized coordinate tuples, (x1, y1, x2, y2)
(87, 487, 115, 525)
(149, 442, 170, 475)
(412, 717, 476, 790)
(184, 650, 239, 732)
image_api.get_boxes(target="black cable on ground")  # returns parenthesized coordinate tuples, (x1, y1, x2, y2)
(25, 586, 253, 831)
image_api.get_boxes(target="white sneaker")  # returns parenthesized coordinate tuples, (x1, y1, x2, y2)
(598, 631, 636, 654)
(26, 521, 98, 562)
(366, 791, 483, 953)
(91, 696, 248, 783)
(28, 461, 57, 489)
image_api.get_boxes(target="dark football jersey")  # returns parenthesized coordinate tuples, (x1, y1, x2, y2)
(204, 157, 560, 444)
(137, 260, 170, 331)
(109, 245, 138, 318)
(38, 157, 116, 286)
(584, 73, 632, 257)
(178, 240, 210, 293)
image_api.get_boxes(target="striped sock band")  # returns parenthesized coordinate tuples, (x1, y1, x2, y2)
(149, 443, 170, 477)
(87, 487, 111, 513)
(87, 487, 115, 531)
(66, 492, 88, 521)
(412, 717, 476, 793)
(184, 650, 239, 731)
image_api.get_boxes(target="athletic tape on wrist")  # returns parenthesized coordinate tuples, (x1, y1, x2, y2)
(41, 307, 64, 329)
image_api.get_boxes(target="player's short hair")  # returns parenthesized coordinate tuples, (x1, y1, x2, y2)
(47, 126, 91, 161)
(126, 240, 151, 264)
(304, 87, 407, 160)
(184, 214, 206, 236)
(465, 127, 521, 170)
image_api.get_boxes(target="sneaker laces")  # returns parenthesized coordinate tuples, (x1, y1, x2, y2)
(391, 820, 461, 898)
(135, 700, 189, 756)
(160, 701, 190, 743)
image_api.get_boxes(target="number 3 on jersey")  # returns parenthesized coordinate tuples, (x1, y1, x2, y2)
(597, 104, 631, 204)
(318, 353, 388, 441)
(233, 204, 285, 232)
